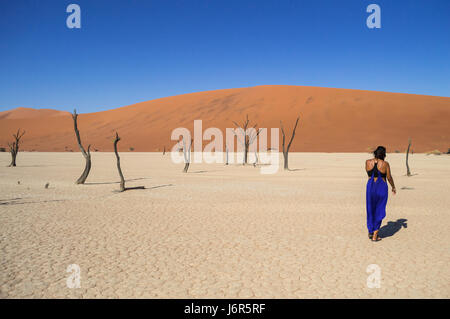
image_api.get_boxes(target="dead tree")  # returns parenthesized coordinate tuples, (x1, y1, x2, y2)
(182, 137, 193, 173)
(225, 145, 229, 165)
(72, 109, 91, 184)
(253, 150, 258, 167)
(7, 129, 25, 167)
(233, 114, 263, 165)
(113, 132, 145, 192)
(406, 138, 412, 176)
(280, 116, 300, 170)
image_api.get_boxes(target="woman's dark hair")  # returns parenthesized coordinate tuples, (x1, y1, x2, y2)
(374, 146, 386, 160)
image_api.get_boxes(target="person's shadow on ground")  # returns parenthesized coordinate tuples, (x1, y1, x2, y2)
(379, 219, 408, 238)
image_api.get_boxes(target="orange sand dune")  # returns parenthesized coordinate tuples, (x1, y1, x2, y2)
(0, 85, 449, 152)
(0, 107, 68, 120)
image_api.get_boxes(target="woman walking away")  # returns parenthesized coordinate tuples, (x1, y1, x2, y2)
(365, 146, 396, 241)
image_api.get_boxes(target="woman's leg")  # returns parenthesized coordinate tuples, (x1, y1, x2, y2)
(372, 182, 388, 240)
(366, 180, 376, 234)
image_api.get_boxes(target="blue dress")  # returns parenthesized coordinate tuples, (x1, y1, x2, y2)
(366, 163, 388, 233)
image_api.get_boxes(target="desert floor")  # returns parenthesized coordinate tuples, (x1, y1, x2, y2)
(0, 152, 449, 298)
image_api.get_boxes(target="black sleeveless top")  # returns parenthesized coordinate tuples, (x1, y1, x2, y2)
(367, 162, 387, 178)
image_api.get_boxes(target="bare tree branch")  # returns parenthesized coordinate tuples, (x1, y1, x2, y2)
(286, 117, 300, 151)
(280, 116, 300, 170)
(72, 109, 92, 184)
(182, 137, 193, 173)
(8, 129, 25, 167)
(232, 114, 262, 165)
(406, 138, 412, 177)
(113, 132, 145, 192)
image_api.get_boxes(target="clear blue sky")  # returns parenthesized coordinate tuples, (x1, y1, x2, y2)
(0, 0, 449, 113)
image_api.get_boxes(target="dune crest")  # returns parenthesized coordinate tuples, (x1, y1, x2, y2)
(0, 107, 68, 120)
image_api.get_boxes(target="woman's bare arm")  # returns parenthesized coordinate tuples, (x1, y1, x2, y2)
(386, 162, 396, 194)
(365, 159, 373, 172)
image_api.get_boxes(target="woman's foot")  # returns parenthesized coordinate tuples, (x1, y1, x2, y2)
(372, 231, 381, 241)
(368, 232, 373, 240)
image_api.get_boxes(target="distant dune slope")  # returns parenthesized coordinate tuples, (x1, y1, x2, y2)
(0, 86, 449, 152)
(0, 107, 68, 120)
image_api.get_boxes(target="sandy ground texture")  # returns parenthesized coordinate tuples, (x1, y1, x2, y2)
(0, 152, 449, 298)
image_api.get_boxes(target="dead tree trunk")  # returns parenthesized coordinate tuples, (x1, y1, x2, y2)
(113, 132, 144, 192)
(182, 137, 193, 173)
(225, 145, 229, 165)
(7, 129, 25, 167)
(233, 114, 263, 165)
(406, 138, 412, 176)
(8, 144, 17, 167)
(280, 116, 300, 171)
(114, 132, 126, 191)
(72, 109, 91, 184)
(253, 151, 258, 167)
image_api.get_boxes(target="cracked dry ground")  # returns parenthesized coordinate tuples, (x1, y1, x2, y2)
(0, 152, 449, 298)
